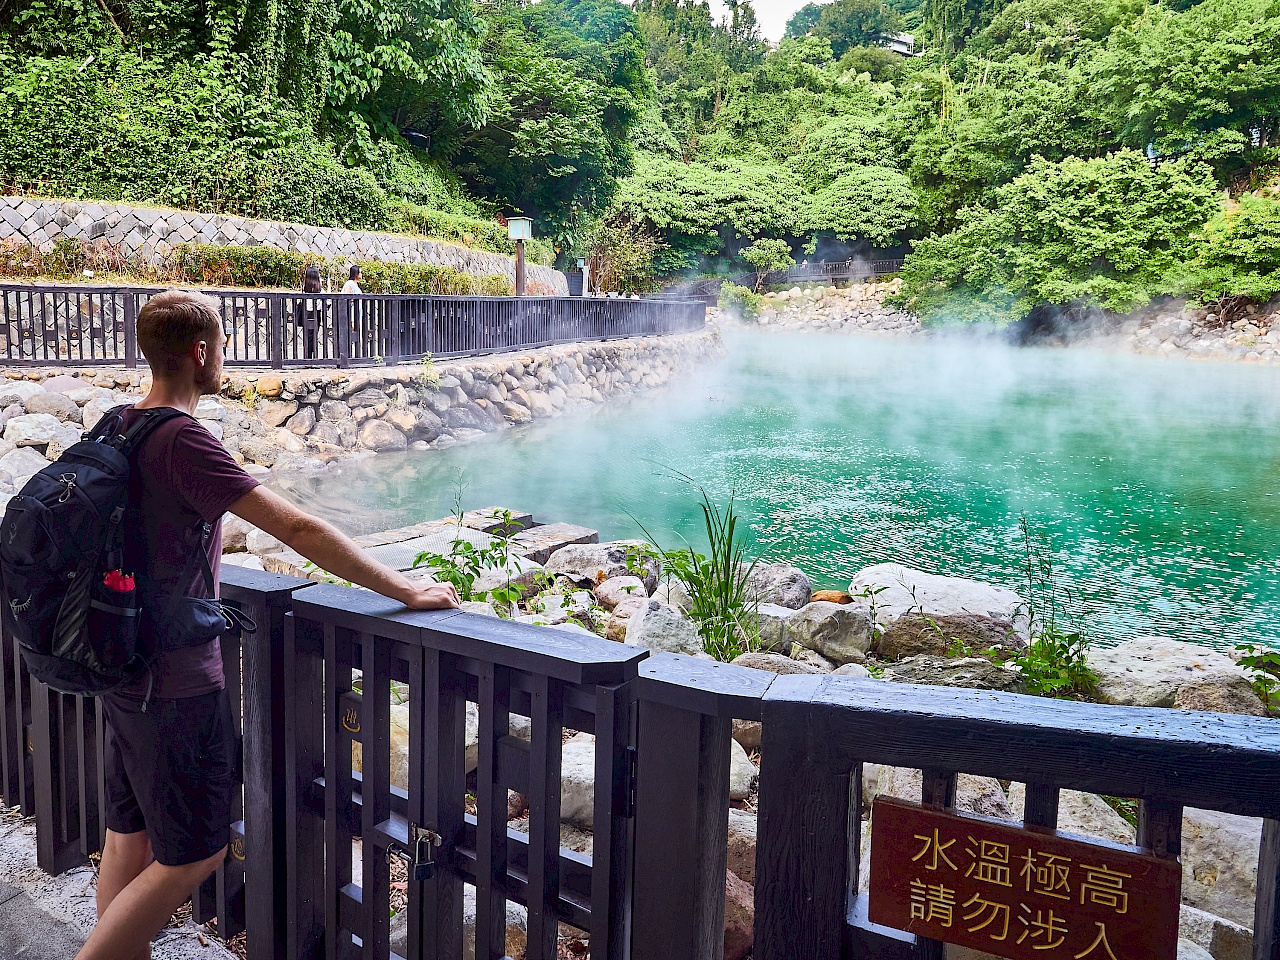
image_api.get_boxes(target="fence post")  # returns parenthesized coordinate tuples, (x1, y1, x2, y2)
(754, 676, 849, 960)
(336, 297, 351, 370)
(269, 296, 284, 370)
(630, 697, 731, 960)
(123, 291, 138, 369)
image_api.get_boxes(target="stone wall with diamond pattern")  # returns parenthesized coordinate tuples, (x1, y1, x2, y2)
(0, 196, 568, 294)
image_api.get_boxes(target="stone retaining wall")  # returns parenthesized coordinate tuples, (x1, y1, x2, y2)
(0, 196, 568, 294)
(0, 324, 723, 488)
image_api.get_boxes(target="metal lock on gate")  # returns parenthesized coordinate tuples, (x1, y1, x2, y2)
(391, 824, 443, 882)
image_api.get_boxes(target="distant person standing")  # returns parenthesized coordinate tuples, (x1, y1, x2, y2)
(301, 265, 323, 360)
(342, 265, 362, 294)
(342, 265, 366, 357)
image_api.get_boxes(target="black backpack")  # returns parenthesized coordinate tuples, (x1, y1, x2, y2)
(0, 405, 243, 696)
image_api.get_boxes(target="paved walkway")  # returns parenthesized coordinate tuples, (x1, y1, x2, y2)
(0, 877, 87, 958)
(0, 810, 236, 960)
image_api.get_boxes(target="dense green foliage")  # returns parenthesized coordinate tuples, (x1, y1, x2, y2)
(0, 237, 512, 294)
(4, 0, 1278, 314)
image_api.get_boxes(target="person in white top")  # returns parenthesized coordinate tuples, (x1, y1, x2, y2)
(341, 264, 362, 294)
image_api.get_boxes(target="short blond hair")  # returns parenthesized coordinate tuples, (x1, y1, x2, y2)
(137, 290, 222, 374)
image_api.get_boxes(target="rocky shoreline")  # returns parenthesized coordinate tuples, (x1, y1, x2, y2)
(0, 324, 724, 500)
(233, 511, 1272, 960)
(722, 278, 1280, 368)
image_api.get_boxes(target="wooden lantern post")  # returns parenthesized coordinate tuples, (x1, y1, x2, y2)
(508, 217, 533, 296)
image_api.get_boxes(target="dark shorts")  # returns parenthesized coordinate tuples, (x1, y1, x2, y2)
(103, 688, 235, 867)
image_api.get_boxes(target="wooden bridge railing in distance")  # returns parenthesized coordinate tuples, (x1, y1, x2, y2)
(0, 283, 707, 369)
(752, 675, 1280, 960)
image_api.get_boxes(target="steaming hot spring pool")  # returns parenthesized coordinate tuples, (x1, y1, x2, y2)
(271, 327, 1280, 651)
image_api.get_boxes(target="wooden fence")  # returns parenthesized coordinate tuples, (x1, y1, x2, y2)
(0, 284, 707, 369)
(2, 566, 1279, 959)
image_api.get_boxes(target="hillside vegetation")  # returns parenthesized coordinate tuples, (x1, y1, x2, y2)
(2, 0, 1278, 319)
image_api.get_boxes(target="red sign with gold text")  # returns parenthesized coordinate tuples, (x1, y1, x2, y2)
(868, 797, 1181, 960)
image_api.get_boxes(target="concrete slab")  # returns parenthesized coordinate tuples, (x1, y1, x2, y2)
(363, 527, 495, 571)
(0, 891, 87, 958)
(0, 878, 21, 906)
(509, 522, 599, 563)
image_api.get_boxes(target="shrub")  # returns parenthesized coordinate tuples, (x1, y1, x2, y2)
(718, 282, 766, 321)
(896, 151, 1219, 325)
(742, 237, 795, 291)
(1185, 194, 1280, 311)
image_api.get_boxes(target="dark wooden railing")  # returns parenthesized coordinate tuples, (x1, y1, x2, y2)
(3, 568, 1280, 960)
(0, 284, 707, 369)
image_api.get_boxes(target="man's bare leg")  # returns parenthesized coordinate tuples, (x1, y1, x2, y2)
(96, 829, 153, 919)
(76, 845, 226, 960)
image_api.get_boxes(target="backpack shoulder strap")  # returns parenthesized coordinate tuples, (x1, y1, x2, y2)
(90, 406, 194, 456)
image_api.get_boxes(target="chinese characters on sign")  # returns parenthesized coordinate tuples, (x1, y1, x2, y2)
(868, 797, 1182, 960)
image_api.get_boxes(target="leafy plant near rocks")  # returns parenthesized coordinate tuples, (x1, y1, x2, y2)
(634, 476, 761, 662)
(411, 484, 525, 612)
(1234, 642, 1280, 713)
(718, 283, 766, 322)
(1014, 517, 1099, 699)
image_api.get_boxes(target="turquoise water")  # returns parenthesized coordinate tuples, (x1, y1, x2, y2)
(273, 328, 1280, 650)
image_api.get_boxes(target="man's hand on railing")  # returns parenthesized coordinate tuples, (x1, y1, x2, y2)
(402, 580, 462, 610)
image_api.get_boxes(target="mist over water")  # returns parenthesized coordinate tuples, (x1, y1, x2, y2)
(273, 328, 1280, 650)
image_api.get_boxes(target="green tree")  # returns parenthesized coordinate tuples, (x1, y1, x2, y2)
(897, 151, 1219, 324)
(804, 165, 919, 244)
(742, 237, 795, 289)
(786, 2, 826, 36)
(1186, 194, 1280, 307)
(1088, 0, 1280, 175)
(446, 0, 652, 248)
(815, 0, 903, 56)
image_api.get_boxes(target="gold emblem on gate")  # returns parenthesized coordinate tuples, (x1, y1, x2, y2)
(342, 706, 360, 733)
(230, 837, 246, 861)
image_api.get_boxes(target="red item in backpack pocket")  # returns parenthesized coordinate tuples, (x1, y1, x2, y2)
(103, 570, 135, 593)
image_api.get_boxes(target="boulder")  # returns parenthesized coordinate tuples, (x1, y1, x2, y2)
(545, 540, 659, 593)
(4, 413, 61, 446)
(884, 655, 1026, 693)
(1006, 783, 1135, 845)
(726, 808, 757, 883)
(357, 419, 407, 452)
(731, 651, 825, 675)
(285, 406, 317, 436)
(390, 883, 526, 960)
(443, 403, 498, 431)
(863, 765, 1014, 820)
(195, 396, 224, 421)
(832, 662, 871, 678)
(729, 738, 757, 801)
(319, 399, 351, 422)
(653, 578, 692, 614)
(784, 601, 873, 665)
(255, 375, 284, 398)
(24, 391, 80, 422)
(849, 562, 1024, 628)
(745, 563, 812, 609)
(44, 425, 84, 461)
(1179, 905, 1252, 960)
(1181, 808, 1261, 927)
(593, 575, 647, 611)
(471, 555, 546, 599)
(82, 395, 135, 431)
(756, 603, 794, 652)
(732, 718, 762, 751)
(257, 398, 297, 428)
(791, 647, 836, 672)
(877, 613, 1023, 661)
(1174, 677, 1267, 716)
(811, 589, 853, 604)
(1089, 637, 1263, 711)
(724, 869, 754, 960)
(604, 596, 646, 642)
(238, 437, 279, 467)
(560, 733, 597, 830)
(310, 422, 342, 446)
(1180, 941, 1216, 960)
(0, 447, 49, 480)
(222, 514, 252, 552)
(0, 383, 46, 406)
(624, 600, 702, 656)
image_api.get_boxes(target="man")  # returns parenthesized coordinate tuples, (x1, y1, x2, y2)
(76, 290, 459, 960)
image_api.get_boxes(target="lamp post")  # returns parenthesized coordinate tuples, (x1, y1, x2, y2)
(577, 257, 589, 297)
(508, 217, 533, 296)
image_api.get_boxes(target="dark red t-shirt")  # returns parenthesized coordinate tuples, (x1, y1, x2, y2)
(120, 406, 259, 699)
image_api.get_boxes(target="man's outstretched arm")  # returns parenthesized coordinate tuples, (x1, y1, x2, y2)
(229, 487, 459, 610)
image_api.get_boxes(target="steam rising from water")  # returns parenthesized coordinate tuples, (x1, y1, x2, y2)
(273, 328, 1280, 649)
